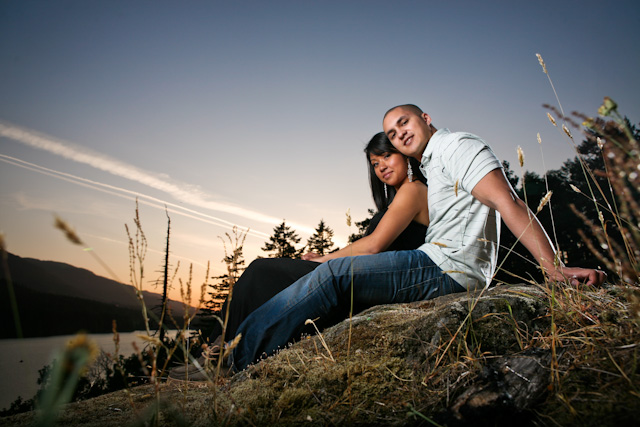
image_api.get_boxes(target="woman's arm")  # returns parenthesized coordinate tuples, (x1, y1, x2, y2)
(303, 182, 427, 263)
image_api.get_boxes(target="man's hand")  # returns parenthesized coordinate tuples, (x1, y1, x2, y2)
(547, 266, 607, 286)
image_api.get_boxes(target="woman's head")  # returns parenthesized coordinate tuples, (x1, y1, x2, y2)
(365, 132, 425, 211)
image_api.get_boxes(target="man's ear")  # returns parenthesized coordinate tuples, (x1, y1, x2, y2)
(421, 113, 431, 126)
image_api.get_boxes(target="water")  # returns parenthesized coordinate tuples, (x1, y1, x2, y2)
(0, 330, 180, 410)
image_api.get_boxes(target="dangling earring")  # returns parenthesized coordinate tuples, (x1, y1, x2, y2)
(384, 183, 388, 199)
(407, 158, 414, 182)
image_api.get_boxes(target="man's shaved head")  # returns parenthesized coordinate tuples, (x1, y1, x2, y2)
(383, 104, 424, 120)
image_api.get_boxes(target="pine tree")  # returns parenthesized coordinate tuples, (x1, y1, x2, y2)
(262, 220, 302, 258)
(306, 219, 335, 255)
(200, 227, 248, 317)
(348, 209, 376, 243)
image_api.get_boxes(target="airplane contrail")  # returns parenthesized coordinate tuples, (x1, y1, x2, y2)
(0, 121, 316, 236)
(0, 154, 270, 239)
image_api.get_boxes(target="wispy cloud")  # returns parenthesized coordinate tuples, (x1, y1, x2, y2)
(0, 121, 316, 236)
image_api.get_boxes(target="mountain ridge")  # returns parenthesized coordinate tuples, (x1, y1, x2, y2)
(1, 252, 192, 338)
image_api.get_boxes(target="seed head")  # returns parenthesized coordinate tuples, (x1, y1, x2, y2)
(597, 137, 604, 150)
(562, 124, 572, 139)
(137, 334, 163, 347)
(536, 53, 548, 74)
(570, 184, 581, 193)
(54, 216, 84, 246)
(547, 113, 557, 127)
(537, 133, 542, 144)
(345, 208, 351, 227)
(517, 146, 525, 168)
(536, 191, 553, 213)
(223, 333, 243, 358)
(454, 180, 459, 197)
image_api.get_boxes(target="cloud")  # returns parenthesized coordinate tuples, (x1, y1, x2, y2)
(0, 121, 316, 236)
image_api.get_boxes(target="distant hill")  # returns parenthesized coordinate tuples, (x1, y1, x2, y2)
(1, 253, 192, 338)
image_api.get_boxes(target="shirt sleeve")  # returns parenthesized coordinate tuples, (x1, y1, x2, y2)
(441, 134, 502, 194)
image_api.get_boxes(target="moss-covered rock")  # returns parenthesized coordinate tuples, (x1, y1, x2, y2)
(2, 284, 638, 426)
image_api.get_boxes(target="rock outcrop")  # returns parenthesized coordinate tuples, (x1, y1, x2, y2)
(2, 283, 637, 426)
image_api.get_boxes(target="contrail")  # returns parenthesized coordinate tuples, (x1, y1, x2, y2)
(0, 154, 270, 239)
(0, 121, 316, 236)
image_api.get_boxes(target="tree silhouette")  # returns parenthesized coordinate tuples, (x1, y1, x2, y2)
(200, 226, 248, 318)
(306, 220, 335, 255)
(262, 220, 303, 258)
(348, 209, 376, 243)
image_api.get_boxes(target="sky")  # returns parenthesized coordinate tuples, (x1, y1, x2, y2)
(1, 0, 639, 305)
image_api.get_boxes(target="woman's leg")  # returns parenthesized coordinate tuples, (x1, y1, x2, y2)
(209, 258, 320, 342)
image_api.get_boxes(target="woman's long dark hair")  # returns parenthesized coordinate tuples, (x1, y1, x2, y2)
(365, 132, 426, 212)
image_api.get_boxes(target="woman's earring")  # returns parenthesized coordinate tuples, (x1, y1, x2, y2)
(384, 183, 388, 199)
(407, 159, 414, 182)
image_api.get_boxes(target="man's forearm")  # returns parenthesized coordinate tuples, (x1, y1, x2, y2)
(500, 197, 559, 272)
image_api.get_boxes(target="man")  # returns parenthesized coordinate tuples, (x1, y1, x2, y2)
(382, 104, 605, 287)
(223, 105, 605, 373)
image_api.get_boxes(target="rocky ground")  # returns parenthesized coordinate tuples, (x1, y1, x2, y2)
(1, 283, 638, 426)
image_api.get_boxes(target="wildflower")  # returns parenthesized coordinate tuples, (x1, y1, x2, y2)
(547, 113, 557, 126)
(536, 53, 547, 74)
(598, 96, 617, 117)
(517, 146, 525, 167)
(536, 191, 553, 213)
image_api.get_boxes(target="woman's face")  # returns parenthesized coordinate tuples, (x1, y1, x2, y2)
(369, 152, 408, 188)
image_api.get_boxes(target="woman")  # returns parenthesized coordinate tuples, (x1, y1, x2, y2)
(170, 133, 429, 378)
(210, 132, 428, 346)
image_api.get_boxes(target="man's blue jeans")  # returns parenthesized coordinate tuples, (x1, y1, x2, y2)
(230, 249, 464, 371)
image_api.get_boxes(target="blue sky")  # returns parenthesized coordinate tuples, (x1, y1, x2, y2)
(1, 0, 638, 302)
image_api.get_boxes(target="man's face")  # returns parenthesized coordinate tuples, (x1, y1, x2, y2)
(383, 107, 433, 159)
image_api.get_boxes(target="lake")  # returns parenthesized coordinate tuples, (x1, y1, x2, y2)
(0, 330, 182, 411)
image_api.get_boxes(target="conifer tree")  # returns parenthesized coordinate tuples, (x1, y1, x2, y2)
(201, 226, 247, 316)
(348, 209, 376, 243)
(262, 220, 302, 258)
(306, 219, 335, 255)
